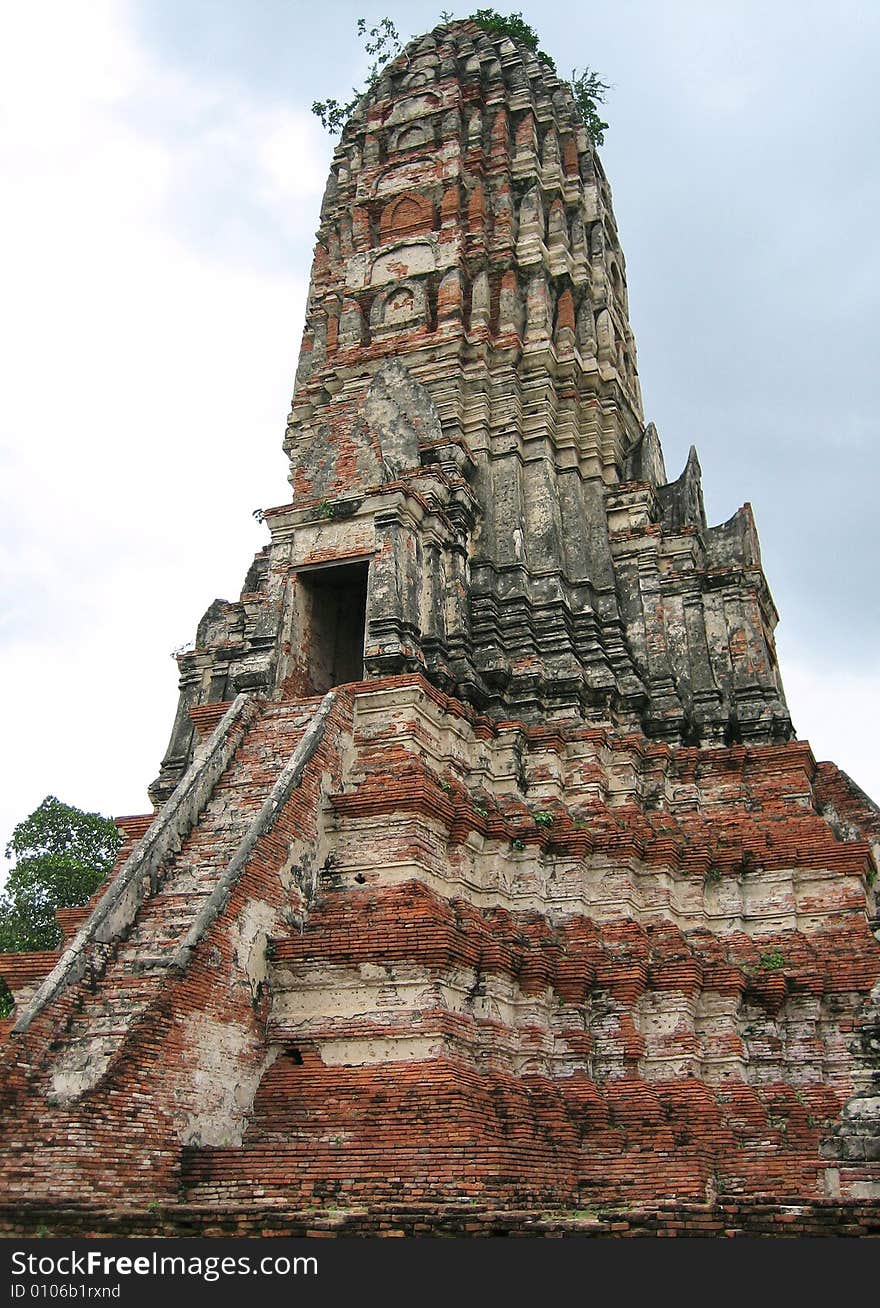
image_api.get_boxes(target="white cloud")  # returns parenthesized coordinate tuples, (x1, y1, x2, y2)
(2, 0, 876, 872)
(781, 653, 880, 801)
(0, 1, 326, 853)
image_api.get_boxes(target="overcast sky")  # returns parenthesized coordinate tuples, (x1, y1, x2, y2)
(1, 0, 878, 858)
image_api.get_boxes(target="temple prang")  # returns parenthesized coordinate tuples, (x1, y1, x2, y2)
(1, 20, 878, 1237)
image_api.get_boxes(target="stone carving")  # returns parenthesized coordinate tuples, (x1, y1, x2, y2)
(364, 360, 440, 477)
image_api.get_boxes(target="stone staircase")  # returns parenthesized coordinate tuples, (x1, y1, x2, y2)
(47, 699, 322, 1103)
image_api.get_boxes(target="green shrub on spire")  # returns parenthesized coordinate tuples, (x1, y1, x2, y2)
(312, 12, 611, 145)
(467, 9, 553, 64)
(312, 18, 402, 134)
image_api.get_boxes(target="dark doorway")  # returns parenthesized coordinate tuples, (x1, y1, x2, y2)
(298, 561, 369, 692)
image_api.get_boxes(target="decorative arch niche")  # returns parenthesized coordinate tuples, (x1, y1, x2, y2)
(369, 280, 426, 334)
(391, 122, 435, 153)
(379, 192, 435, 241)
(370, 241, 436, 287)
(385, 91, 440, 127)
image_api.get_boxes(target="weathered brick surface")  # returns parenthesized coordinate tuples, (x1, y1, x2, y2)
(0, 693, 353, 1208)
(0, 1198, 878, 1239)
(1, 677, 877, 1229)
(0, 19, 877, 1236)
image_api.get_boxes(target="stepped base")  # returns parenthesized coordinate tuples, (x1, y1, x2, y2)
(1, 1198, 879, 1238)
(1, 677, 877, 1228)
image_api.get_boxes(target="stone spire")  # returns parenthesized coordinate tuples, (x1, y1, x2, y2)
(150, 19, 790, 802)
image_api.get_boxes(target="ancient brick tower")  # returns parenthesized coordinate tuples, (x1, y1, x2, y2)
(1, 20, 879, 1236)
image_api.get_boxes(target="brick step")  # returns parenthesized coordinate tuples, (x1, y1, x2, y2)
(209, 766, 268, 797)
(66, 968, 170, 1026)
(140, 889, 208, 907)
(116, 938, 183, 966)
(115, 933, 180, 960)
(118, 953, 176, 974)
(120, 918, 195, 950)
(63, 1014, 142, 1038)
(229, 720, 314, 754)
(141, 863, 235, 900)
(155, 870, 226, 896)
(231, 734, 312, 761)
(140, 887, 209, 909)
(50, 1033, 122, 1087)
(43, 695, 326, 1101)
(60, 1032, 119, 1059)
(132, 911, 205, 938)
(73, 995, 149, 1024)
(121, 710, 315, 932)
(180, 797, 262, 824)
(261, 707, 322, 727)
(175, 834, 254, 860)
(195, 783, 268, 806)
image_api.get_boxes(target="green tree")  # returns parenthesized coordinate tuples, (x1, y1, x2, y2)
(312, 17, 402, 133)
(0, 796, 121, 954)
